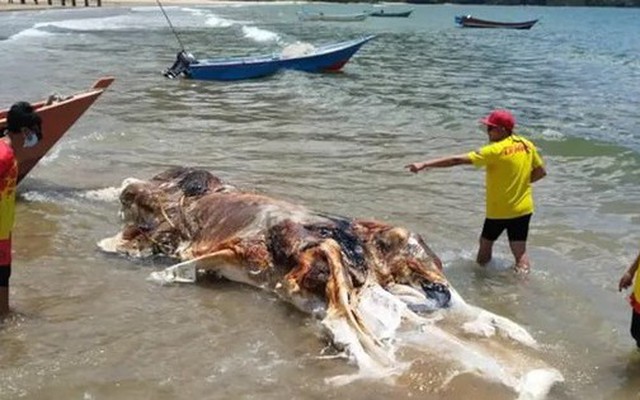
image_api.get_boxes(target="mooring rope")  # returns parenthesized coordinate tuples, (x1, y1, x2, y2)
(156, 0, 186, 52)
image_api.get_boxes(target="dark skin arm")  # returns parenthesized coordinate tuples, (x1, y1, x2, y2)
(619, 251, 640, 292)
(530, 166, 547, 183)
(405, 154, 472, 173)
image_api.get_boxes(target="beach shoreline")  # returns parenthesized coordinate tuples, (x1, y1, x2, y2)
(0, 0, 237, 13)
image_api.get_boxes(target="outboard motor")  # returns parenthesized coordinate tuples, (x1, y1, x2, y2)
(163, 51, 197, 79)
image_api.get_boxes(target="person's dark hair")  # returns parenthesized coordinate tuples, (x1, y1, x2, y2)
(6, 101, 41, 133)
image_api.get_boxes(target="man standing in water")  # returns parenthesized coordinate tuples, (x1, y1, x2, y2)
(0, 102, 42, 318)
(404, 109, 546, 273)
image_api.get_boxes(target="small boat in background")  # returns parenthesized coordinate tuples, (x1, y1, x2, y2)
(0, 77, 114, 183)
(455, 15, 538, 30)
(298, 11, 369, 22)
(369, 9, 413, 18)
(164, 36, 375, 81)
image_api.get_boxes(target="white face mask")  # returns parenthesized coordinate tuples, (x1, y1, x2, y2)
(23, 130, 40, 148)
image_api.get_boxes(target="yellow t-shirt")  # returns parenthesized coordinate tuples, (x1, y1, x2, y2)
(0, 141, 17, 240)
(633, 259, 640, 305)
(468, 134, 544, 219)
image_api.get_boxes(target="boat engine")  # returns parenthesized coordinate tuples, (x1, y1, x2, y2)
(163, 51, 197, 79)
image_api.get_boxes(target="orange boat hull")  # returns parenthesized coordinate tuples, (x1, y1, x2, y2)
(0, 77, 114, 183)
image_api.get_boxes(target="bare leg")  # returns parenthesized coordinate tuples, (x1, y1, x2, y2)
(0, 287, 9, 319)
(509, 241, 530, 274)
(476, 237, 494, 265)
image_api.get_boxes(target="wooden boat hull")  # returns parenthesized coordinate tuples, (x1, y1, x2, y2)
(370, 10, 413, 18)
(167, 36, 375, 82)
(455, 15, 538, 30)
(0, 77, 114, 183)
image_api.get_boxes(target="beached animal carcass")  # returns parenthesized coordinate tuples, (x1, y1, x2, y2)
(99, 167, 562, 399)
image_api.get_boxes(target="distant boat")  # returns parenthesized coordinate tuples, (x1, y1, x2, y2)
(455, 15, 538, 30)
(164, 36, 375, 81)
(298, 11, 369, 22)
(369, 9, 413, 18)
(0, 77, 114, 183)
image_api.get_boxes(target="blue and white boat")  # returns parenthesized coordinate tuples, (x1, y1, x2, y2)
(164, 36, 375, 81)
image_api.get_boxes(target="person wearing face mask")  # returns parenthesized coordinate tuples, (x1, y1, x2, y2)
(404, 109, 546, 274)
(0, 101, 41, 319)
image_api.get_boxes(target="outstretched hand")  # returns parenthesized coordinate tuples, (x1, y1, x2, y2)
(619, 271, 633, 292)
(405, 163, 422, 174)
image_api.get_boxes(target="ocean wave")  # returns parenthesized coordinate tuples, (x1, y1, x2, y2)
(7, 26, 57, 41)
(241, 26, 280, 43)
(203, 15, 234, 28)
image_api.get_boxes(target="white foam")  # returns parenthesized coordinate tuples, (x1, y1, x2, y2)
(37, 17, 128, 31)
(81, 186, 124, 202)
(204, 15, 234, 28)
(80, 177, 142, 202)
(130, 6, 164, 12)
(180, 7, 208, 15)
(40, 145, 62, 165)
(8, 27, 56, 41)
(540, 128, 566, 140)
(241, 26, 280, 43)
(21, 191, 56, 203)
(32, 14, 167, 33)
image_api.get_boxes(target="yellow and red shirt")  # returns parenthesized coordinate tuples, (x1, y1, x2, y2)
(468, 134, 544, 219)
(0, 140, 17, 265)
(630, 258, 640, 313)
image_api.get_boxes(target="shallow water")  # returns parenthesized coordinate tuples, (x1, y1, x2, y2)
(0, 3, 639, 399)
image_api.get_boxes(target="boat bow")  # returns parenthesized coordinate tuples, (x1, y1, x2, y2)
(0, 77, 114, 183)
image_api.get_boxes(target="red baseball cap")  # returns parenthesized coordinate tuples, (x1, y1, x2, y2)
(480, 109, 515, 132)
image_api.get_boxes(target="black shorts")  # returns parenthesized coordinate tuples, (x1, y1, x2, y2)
(481, 214, 532, 242)
(632, 310, 640, 348)
(0, 264, 10, 287)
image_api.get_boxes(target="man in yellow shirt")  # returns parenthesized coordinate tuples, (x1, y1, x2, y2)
(0, 102, 42, 319)
(618, 250, 640, 348)
(405, 110, 547, 273)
